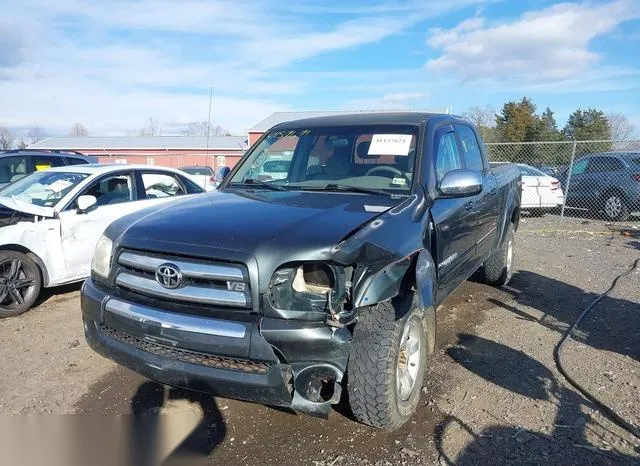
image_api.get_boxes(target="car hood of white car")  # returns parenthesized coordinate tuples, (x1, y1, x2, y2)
(0, 196, 56, 218)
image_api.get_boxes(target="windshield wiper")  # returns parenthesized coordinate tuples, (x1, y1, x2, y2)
(230, 178, 287, 191)
(299, 183, 393, 196)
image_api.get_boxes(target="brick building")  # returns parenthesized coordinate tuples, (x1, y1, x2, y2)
(29, 135, 248, 171)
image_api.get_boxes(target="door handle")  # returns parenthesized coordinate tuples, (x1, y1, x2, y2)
(489, 187, 497, 196)
(464, 201, 475, 210)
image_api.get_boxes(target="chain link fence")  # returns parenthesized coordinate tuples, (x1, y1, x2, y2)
(485, 140, 640, 223)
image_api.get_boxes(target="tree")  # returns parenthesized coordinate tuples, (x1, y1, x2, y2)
(17, 139, 27, 149)
(562, 109, 611, 140)
(69, 122, 89, 137)
(0, 126, 15, 150)
(563, 108, 612, 156)
(27, 126, 47, 144)
(182, 120, 231, 137)
(606, 112, 634, 141)
(462, 106, 497, 142)
(495, 97, 539, 143)
(137, 117, 160, 136)
(537, 107, 562, 141)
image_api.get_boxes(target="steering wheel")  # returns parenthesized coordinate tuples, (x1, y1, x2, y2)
(366, 165, 406, 179)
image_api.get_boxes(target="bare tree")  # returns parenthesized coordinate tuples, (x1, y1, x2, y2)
(27, 126, 47, 144)
(0, 126, 15, 150)
(138, 117, 161, 137)
(182, 120, 231, 137)
(463, 105, 497, 142)
(606, 112, 635, 141)
(18, 139, 27, 149)
(69, 122, 89, 137)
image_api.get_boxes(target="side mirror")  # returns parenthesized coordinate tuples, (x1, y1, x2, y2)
(439, 169, 483, 197)
(77, 194, 97, 213)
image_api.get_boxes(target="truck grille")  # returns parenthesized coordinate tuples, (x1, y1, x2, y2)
(115, 250, 251, 308)
(98, 324, 270, 374)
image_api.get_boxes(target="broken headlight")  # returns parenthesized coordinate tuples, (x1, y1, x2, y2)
(91, 234, 113, 280)
(268, 263, 346, 313)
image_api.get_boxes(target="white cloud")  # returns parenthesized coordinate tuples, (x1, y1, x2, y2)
(426, 0, 640, 82)
(0, 0, 489, 134)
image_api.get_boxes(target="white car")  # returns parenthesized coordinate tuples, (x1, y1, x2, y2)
(0, 164, 205, 316)
(517, 164, 565, 216)
(179, 166, 216, 191)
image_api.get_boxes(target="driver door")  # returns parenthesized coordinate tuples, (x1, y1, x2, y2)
(57, 171, 138, 280)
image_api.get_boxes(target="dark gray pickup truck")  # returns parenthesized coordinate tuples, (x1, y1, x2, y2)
(82, 113, 521, 429)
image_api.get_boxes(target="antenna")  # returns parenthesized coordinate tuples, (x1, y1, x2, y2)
(206, 87, 213, 153)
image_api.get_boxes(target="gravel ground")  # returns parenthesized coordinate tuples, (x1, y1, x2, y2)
(1, 214, 638, 465)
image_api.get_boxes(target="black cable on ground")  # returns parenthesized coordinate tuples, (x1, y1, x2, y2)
(554, 257, 640, 441)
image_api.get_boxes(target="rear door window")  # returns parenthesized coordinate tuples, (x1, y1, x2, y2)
(570, 159, 588, 175)
(0, 156, 28, 184)
(32, 155, 66, 171)
(140, 172, 185, 198)
(587, 157, 624, 173)
(65, 156, 90, 166)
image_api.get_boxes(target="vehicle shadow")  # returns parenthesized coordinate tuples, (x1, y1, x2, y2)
(34, 281, 83, 307)
(130, 381, 226, 465)
(487, 271, 640, 362)
(437, 334, 637, 464)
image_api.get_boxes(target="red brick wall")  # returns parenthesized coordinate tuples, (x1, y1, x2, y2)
(248, 132, 264, 147)
(75, 149, 243, 171)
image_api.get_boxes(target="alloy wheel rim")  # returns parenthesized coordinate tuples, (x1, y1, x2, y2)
(0, 259, 36, 309)
(605, 196, 622, 218)
(396, 316, 422, 402)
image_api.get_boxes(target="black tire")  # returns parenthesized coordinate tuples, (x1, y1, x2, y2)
(601, 192, 629, 222)
(347, 292, 429, 430)
(0, 251, 42, 318)
(481, 223, 515, 286)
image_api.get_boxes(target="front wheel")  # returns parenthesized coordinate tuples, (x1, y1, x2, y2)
(347, 293, 429, 430)
(481, 223, 515, 286)
(0, 251, 42, 318)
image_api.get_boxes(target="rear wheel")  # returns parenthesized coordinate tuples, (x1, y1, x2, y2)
(481, 223, 515, 286)
(347, 293, 429, 430)
(0, 251, 42, 318)
(602, 193, 629, 221)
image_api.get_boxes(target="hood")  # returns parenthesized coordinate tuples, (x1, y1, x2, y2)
(0, 196, 55, 218)
(116, 189, 398, 265)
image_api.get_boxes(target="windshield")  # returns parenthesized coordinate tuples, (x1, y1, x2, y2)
(0, 171, 89, 207)
(182, 167, 213, 176)
(228, 125, 419, 194)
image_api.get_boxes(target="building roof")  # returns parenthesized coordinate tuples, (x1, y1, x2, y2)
(248, 109, 450, 132)
(29, 136, 248, 151)
(45, 163, 197, 176)
(273, 112, 455, 129)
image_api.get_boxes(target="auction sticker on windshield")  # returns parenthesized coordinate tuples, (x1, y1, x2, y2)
(368, 134, 412, 156)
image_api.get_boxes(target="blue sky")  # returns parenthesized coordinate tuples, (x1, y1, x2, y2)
(1, 0, 639, 137)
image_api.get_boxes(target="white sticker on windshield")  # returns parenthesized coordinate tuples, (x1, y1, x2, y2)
(48, 180, 72, 192)
(368, 134, 412, 156)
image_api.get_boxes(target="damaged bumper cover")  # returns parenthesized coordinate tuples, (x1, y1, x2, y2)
(81, 278, 350, 417)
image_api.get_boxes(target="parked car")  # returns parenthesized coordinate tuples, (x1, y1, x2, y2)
(0, 149, 96, 189)
(0, 164, 204, 317)
(179, 166, 216, 191)
(81, 113, 521, 429)
(244, 152, 293, 181)
(559, 152, 640, 221)
(516, 163, 564, 216)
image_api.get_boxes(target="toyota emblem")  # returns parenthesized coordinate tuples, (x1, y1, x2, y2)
(155, 263, 183, 289)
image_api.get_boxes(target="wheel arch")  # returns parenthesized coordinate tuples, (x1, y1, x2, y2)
(0, 244, 49, 286)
